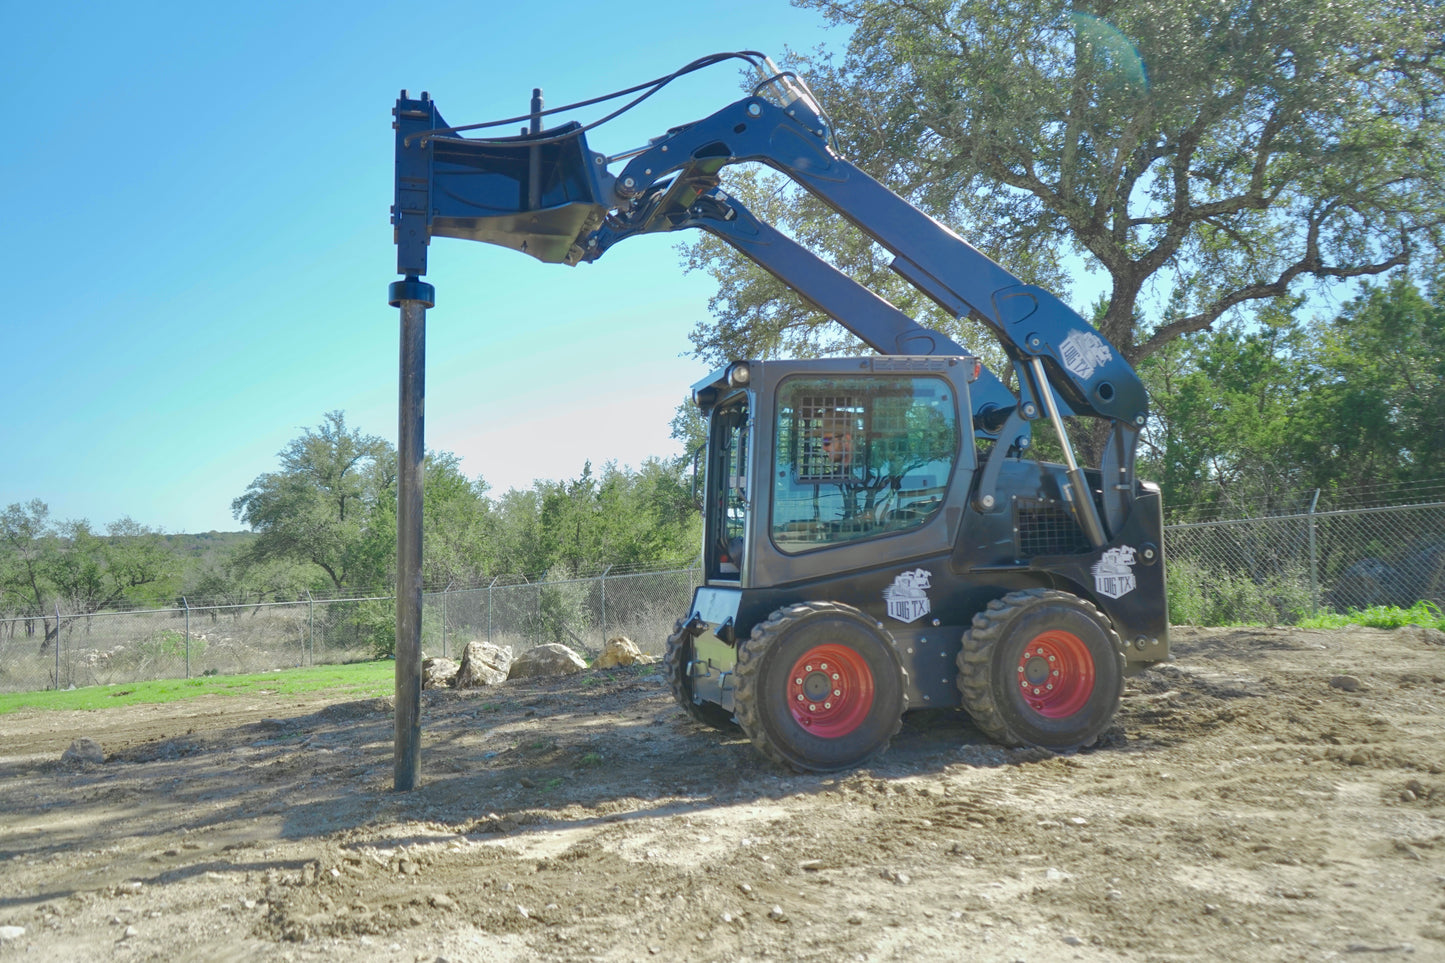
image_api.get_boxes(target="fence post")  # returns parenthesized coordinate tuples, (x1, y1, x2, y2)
(487, 575, 500, 644)
(53, 603, 61, 691)
(1308, 489, 1321, 615)
(441, 580, 453, 658)
(306, 590, 315, 666)
(182, 596, 191, 679)
(599, 565, 612, 648)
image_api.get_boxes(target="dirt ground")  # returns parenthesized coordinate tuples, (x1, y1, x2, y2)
(2, 625, 1444, 962)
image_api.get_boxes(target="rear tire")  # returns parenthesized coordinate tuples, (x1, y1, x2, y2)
(733, 602, 907, 772)
(664, 620, 738, 730)
(958, 589, 1124, 750)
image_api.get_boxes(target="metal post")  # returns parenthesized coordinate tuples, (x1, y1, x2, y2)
(389, 275, 434, 792)
(306, 590, 314, 666)
(488, 575, 500, 644)
(1308, 489, 1321, 615)
(53, 603, 61, 691)
(527, 88, 544, 211)
(599, 565, 612, 647)
(441, 580, 453, 659)
(182, 596, 191, 679)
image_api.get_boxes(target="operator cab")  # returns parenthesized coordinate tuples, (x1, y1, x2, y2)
(694, 357, 978, 588)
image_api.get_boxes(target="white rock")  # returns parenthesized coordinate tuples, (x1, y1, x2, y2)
(456, 641, 513, 688)
(0, 926, 24, 941)
(596, 637, 653, 668)
(508, 643, 587, 680)
(422, 657, 460, 689)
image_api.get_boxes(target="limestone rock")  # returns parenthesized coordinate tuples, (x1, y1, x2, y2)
(456, 641, 513, 688)
(422, 657, 460, 689)
(508, 643, 587, 680)
(61, 738, 105, 767)
(595, 636, 653, 668)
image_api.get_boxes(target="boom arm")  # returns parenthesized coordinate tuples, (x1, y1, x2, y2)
(390, 67, 1148, 536)
(593, 182, 1019, 425)
(598, 90, 1145, 432)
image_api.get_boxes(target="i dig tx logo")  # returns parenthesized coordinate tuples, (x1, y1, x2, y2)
(884, 569, 933, 623)
(1092, 546, 1138, 599)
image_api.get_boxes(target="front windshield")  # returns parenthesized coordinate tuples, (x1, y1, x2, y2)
(772, 375, 958, 553)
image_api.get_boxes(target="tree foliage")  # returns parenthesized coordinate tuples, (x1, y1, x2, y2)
(1294, 276, 1445, 493)
(231, 411, 394, 591)
(228, 413, 699, 595)
(230, 412, 502, 594)
(489, 460, 702, 579)
(684, 0, 1444, 374)
(1140, 275, 1445, 517)
(0, 499, 177, 648)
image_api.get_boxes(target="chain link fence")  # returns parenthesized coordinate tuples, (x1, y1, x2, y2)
(1165, 501, 1445, 625)
(428, 568, 700, 662)
(0, 568, 701, 695)
(3, 498, 1441, 694)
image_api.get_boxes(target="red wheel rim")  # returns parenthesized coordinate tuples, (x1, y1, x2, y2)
(1015, 630, 1095, 719)
(786, 643, 874, 737)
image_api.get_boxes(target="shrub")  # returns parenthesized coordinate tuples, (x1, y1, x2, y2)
(1166, 559, 1313, 626)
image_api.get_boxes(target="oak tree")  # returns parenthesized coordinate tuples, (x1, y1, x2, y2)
(685, 0, 1444, 406)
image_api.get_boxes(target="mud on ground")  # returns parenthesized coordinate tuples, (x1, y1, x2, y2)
(1, 625, 1444, 962)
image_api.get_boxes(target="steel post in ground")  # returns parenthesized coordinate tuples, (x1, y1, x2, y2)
(599, 565, 612, 648)
(183, 596, 191, 678)
(1308, 489, 1322, 615)
(441, 580, 453, 659)
(488, 575, 500, 644)
(390, 276, 434, 792)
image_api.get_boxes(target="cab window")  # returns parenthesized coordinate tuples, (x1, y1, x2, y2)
(772, 376, 958, 552)
(708, 398, 750, 579)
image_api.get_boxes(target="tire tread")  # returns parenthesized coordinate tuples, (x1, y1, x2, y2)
(957, 589, 1124, 749)
(733, 602, 908, 771)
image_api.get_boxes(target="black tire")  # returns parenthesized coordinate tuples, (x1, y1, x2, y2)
(664, 620, 738, 730)
(958, 589, 1125, 750)
(733, 602, 908, 772)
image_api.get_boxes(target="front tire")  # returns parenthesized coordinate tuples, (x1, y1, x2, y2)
(958, 589, 1125, 750)
(733, 602, 907, 772)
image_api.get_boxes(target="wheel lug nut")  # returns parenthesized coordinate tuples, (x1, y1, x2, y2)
(1047, 684, 1054, 690)
(824, 702, 832, 709)
(832, 673, 840, 681)
(795, 678, 803, 685)
(809, 704, 817, 712)
(1048, 655, 1055, 662)
(797, 694, 805, 702)
(833, 689, 841, 696)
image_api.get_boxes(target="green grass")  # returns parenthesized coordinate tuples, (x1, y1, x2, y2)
(1296, 600, 1445, 631)
(0, 661, 395, 716)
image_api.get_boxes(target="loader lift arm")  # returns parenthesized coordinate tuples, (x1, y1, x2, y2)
(390, 59, 1148, 540)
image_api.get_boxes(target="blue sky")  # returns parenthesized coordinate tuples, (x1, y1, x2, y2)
(0, 1, 841, 533)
